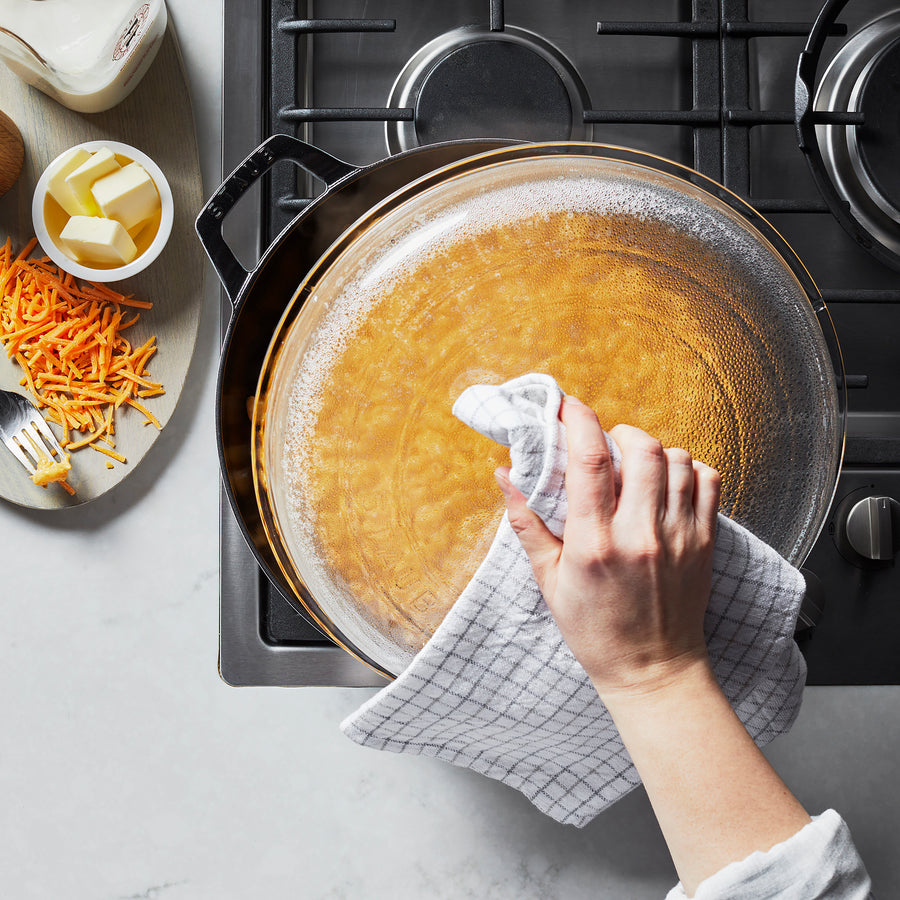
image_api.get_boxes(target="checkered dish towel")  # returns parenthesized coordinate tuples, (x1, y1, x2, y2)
(341, 373, 807, 827)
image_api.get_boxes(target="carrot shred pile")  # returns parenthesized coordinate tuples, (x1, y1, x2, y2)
(0, 237, 163, 481)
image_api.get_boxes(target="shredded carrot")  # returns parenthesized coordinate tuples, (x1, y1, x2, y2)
(0, 237, 164, 486)
(90, 443, 127, 464)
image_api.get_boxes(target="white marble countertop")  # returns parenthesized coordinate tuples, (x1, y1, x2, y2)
(2, 2, 899, 897)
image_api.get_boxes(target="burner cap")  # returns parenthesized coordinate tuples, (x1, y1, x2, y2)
(850, 36, 900, 216)
(386, 25, 591, 154)
(416, 41, 572, 144)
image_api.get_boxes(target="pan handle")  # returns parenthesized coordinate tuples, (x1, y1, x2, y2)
(195, 134, 358, 306)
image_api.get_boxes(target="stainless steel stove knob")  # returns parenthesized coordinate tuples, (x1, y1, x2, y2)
(844, 496, 900, 561)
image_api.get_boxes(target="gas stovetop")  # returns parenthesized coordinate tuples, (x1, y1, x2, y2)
(218, 0, 900, 687)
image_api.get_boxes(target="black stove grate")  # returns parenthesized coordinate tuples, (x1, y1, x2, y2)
(264, 2, 861, 224)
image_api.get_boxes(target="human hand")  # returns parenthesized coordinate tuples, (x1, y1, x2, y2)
(494, 395, 721, 701)
(496, 396, 817, 892)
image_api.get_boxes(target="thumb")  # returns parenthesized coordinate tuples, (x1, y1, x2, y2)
(495, 467, 562, 592)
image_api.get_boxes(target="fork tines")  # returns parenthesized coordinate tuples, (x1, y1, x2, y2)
(2, 416, 66, 476)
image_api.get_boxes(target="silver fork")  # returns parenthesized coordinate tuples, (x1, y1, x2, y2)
(0, 388, 68, 478)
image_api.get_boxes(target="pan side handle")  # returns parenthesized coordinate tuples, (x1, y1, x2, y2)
(195, 134, 357, 306)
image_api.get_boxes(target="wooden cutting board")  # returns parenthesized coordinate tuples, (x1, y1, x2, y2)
(0, 25, 204, 509)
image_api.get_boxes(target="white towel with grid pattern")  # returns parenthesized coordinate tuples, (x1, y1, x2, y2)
(341, 373, 807, 827)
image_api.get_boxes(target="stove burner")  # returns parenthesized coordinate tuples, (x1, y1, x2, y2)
(848, 36, 900, 220)
(813, 10, 900, 262)
(386, 25, 592, 154)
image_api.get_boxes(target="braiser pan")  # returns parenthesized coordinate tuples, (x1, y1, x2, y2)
(199, 140, 845, 679)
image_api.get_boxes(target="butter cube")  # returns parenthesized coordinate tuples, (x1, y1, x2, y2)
(64, 147, 121, 217)
(59, 215, 138, 266)
(90, 161, 160, 233)
(46, 147, 93, 217)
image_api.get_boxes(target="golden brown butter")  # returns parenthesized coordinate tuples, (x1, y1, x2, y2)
(286, 206, 786, 655)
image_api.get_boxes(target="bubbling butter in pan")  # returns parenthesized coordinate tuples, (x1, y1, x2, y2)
(275, 164, 833, 664)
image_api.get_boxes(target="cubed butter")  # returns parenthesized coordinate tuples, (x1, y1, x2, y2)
(46, 147, 93, 217)
(90, 161, 160, 233)
(59, 215, 138, 266)
(64, 147, 121, 217)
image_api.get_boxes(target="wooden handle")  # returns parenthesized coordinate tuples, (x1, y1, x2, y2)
(0, 109, 25, 198)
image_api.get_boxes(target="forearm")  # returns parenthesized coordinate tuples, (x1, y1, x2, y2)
(600, 660, 811, 897)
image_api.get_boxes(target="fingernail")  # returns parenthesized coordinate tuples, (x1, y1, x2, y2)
(564, 395, 583, 407)
(494, 468, 512, 497)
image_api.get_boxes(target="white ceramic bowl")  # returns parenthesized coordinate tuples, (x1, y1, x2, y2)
(32, 140, 174, 282)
